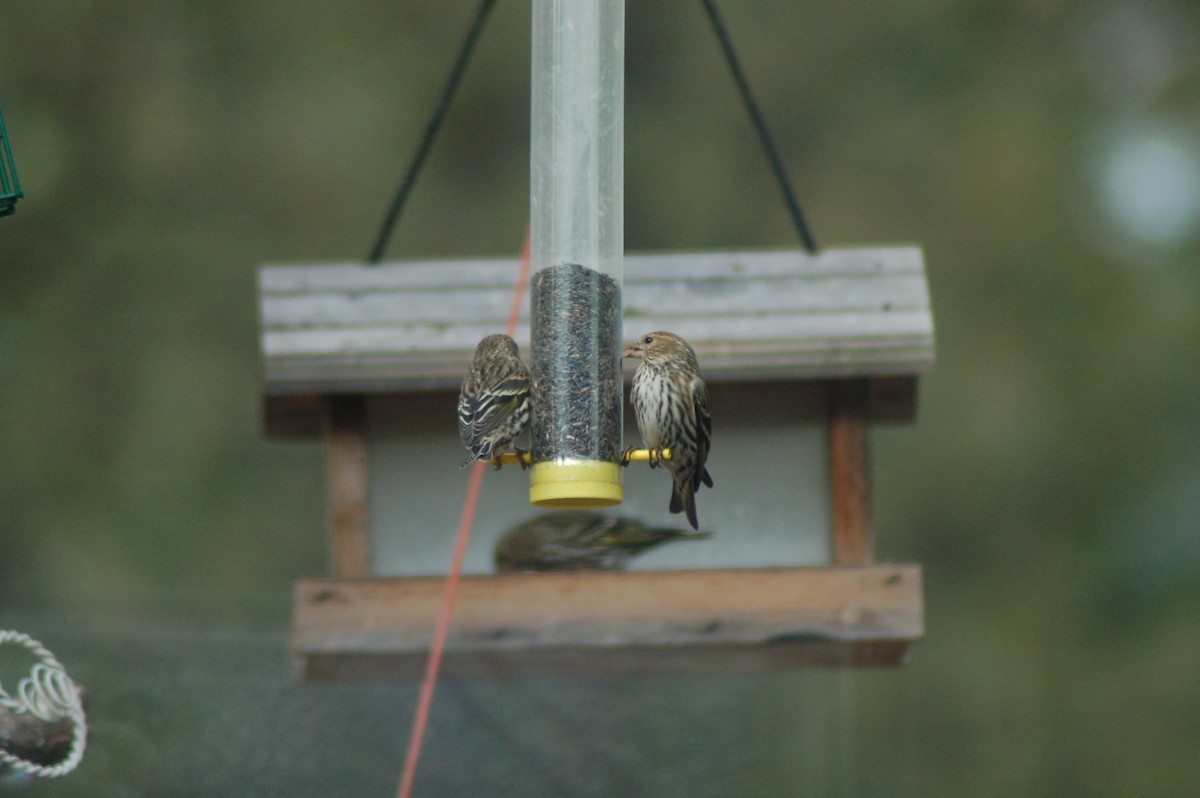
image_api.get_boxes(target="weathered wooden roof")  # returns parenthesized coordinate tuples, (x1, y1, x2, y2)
(258, 245, 935, 396)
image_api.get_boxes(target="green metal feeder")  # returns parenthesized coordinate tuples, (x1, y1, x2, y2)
(0, 102, 23, 217)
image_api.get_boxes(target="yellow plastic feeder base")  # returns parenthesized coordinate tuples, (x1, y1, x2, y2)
(529, 460, 623, 509)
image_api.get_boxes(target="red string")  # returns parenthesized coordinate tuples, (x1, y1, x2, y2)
(396, 230, 532, 798)
(506, 230, 533, 333)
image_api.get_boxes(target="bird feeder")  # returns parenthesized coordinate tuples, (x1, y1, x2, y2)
(257, 0, 932, 681)
(259, 246, 932, 680)
(527, 0, 624, 509)
(0, 102, 23, 217)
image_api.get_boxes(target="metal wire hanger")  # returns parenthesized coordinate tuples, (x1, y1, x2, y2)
(366, 0, 818, 263)
(367, 0, 499, 264)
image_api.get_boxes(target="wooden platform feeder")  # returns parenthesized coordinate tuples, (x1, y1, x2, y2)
(258, 245, 934, 681)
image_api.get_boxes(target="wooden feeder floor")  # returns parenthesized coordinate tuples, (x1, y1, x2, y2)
(290, 564, 923, 681)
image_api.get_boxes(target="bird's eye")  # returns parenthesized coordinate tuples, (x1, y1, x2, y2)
(642, 336, 654, 345)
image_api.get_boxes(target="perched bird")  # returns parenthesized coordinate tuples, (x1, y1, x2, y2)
(458, 334, 532, 469)
(624, 331, 713, 530)
(494, 511, 710, 572)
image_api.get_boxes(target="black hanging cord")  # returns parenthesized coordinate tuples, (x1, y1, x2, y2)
(367, 0, 499, 264)
(699, 0, 818, 253)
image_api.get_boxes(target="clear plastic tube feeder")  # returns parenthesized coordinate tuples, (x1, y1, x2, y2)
(528, 0, 624, 508)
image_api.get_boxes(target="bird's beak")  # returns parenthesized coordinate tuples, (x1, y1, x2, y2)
(622, 343, 643, 359)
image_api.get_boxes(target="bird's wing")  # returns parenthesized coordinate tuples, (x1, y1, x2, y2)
(458, 365, 529, 446)
(690, 375, 713, 488)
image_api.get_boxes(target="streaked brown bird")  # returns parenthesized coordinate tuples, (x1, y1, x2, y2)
(493, 511, 710, 572)
(458, 334, 532, 469)
(624, 331, 713, 530)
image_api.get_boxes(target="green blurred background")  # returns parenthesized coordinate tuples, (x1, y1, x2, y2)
(2, 1, 1199, 795)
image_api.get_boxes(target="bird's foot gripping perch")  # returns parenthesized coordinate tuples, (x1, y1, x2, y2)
(620, 446, 636, 467)
(489, 450, 532, 471)
(489, 449, 671, 470)
(620, 448, 672, 466)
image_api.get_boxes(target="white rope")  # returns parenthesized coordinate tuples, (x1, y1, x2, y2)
(0, 630, 87, 778)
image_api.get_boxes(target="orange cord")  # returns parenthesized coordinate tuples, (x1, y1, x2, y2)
(396, 230, 531, 798)
(507, 230, 533, 334)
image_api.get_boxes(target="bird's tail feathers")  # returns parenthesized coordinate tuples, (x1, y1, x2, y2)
(670, 480, 700, 531)
(461, 442, 491, 468)
(605, 524, 710, 546)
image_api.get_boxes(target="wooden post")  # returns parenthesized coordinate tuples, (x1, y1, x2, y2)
(829, 379, 873, 565)
(325, 394, 371, 577)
